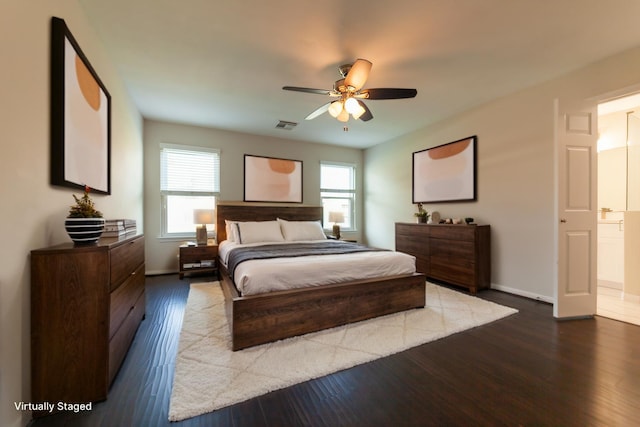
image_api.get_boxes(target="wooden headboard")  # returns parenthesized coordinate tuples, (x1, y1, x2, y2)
(216, 202, 323, 242)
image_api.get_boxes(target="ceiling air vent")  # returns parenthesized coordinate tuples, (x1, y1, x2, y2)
(275, 120, 298, 130)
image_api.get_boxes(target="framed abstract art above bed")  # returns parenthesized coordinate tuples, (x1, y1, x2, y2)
(244, 155, 303, 203)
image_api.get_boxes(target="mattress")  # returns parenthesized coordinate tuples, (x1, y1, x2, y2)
(219, 240, 417, 296)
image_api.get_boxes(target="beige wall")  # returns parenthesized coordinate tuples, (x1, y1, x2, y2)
(0, 1, 143, 426)
(143, 119, 364, 274)
(365, 46, 640, 301)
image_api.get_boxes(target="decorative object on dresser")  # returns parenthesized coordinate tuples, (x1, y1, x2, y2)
(30, 234, 145, 417)
(328, 210, 344, 239)
(395, 222, 490, 295)
(193, 209, 215, 245)
(412, 135, 477, 203)
(413, 202, 429, 223)
(103, 218, 137, 237)
(64, 185, 105, 244)
(179, 243, 219, 279)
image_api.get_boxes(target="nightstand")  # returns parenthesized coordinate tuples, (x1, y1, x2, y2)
(179, 243, 218, 279)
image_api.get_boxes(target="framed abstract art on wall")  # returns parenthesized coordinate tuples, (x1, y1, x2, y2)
(412, 135, 477, 203)
(50, 17, 111, 195)
(244, 154, 303, 203)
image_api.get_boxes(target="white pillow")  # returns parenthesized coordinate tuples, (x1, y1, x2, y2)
(225, 220, 238, 242)
(278, 218, 327, 241)
(236, 220, 285, 244)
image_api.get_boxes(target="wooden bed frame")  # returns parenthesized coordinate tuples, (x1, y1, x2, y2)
(216, 202, 426, 351)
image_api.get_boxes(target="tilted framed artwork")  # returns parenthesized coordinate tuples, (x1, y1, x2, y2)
(244, 154, 303, 203)
(412, 135, 477, 203)
(50, 17, 111, 194)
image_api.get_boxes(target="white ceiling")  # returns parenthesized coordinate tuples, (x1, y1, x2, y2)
(79, 0, 640, 149)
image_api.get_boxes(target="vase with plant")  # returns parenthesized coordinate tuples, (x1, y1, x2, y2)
(413, 203, 429, 223)
(65, 185, 105, 244)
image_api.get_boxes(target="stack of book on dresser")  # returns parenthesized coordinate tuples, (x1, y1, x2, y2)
(103, 219, 137, 237)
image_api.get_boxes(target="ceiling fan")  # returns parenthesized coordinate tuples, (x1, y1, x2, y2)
(283, 59, 417, 123)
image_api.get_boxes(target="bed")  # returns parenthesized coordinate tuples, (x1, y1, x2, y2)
(215, 202, 426, 350)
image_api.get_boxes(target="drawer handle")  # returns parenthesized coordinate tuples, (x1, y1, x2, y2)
(131, 271, 136, 276)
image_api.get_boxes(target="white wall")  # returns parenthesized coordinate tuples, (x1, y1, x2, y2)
(0, 2, 143, 426)
(365, 46, 640, 301)
(598, 112, 628, 211)
(143, 119, 364, 274)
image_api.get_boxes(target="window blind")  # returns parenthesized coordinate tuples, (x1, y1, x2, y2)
(160, 145, 220, 193)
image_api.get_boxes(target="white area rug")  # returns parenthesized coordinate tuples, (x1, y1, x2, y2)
(168, 281, 518, 421)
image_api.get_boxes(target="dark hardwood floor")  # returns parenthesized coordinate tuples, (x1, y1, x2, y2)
(29, 274, 640, 427)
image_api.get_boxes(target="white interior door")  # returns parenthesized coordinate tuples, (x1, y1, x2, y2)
(554, 97, 598, 318)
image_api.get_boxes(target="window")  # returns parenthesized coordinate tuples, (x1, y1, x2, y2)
(321, 162, 356, 231)
(160, 144, 220, 237)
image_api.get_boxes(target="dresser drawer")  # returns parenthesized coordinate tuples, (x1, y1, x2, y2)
(110, 236, 144, 290)
(429, 239, 474, 258)
(109, 263, 145, 339)
(429, 257, 476, 287)
(396, 224, 429, 239)
(108, 291, 145, 384)
(429, 225, 475, 241)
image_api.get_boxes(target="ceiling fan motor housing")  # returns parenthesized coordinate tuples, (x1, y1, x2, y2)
(338, 63, 352, 78)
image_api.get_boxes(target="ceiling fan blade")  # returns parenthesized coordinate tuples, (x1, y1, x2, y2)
(356, 100, 373, 121)
(305, 102, 331, 120)
(283, 86, 332, 95)
(344, 59, 372, 91)
(359, 88, 417, 100)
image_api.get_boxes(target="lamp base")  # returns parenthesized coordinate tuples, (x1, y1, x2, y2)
(196, 225, 208, 246)
(332, 224, 341, 240)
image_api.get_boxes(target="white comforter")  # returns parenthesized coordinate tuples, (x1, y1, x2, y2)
(219, 240, 417, 296)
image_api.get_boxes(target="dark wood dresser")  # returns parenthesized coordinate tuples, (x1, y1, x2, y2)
(396, 223, 490, 294)
(30, 234, 145, 417)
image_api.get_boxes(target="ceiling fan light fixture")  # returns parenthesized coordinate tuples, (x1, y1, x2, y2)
(328, 100, 343, 118)
(337, 109, 349, 122)
(352, 103, 366, 120)
(344, 97, 360, 114)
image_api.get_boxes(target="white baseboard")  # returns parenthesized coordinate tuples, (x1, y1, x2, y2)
(623, 292, 640, 303)
(490, 283, 554, 304)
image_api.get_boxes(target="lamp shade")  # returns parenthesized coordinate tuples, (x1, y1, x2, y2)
(328, 211, 345, 224)
(193, 209, 215, 225)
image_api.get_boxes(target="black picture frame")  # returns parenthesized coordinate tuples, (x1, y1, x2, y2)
(244, 154, 303, 203)
(51, 17, 111, 195)
(412, 135, 477, 203)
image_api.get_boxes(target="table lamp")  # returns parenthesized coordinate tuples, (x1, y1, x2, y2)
(193, 209, 214, 246)
(328, 211, 345, 240)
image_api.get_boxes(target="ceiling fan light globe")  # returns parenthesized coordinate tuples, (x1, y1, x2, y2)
(337, 109, 349, 122)
(344, 97, 360, 114)
(328, 101, 343, 118)
(352, 103, 366, 120)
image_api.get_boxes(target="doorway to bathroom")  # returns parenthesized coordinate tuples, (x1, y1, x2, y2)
(597, 94, 640, 326)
